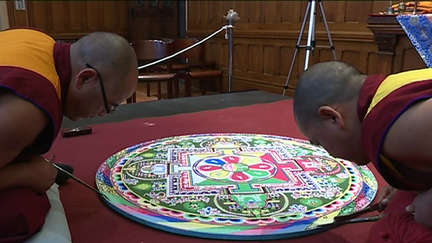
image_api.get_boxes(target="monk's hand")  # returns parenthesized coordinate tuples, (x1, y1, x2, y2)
(378, 184, 398, 212)
(27, 156, 58, 194)
(406, 188, 432, 228)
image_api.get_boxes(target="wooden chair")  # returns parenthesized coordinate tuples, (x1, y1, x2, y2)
(167, 38, 223, 97)
(159, 38, 216, 73)
(187, 39, 216, 70)
(130, 40, 176, 100)
(156, 38, 190, 73)
(151, 38, 174, 44)
(126, 94, 136, 103)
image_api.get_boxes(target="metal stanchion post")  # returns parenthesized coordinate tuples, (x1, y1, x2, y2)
(224, 10, 240, 92)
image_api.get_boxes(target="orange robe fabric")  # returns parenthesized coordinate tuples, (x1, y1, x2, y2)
(0, 28, 71, 243)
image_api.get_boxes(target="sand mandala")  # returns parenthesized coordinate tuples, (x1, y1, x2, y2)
(96, 133, 377, 240)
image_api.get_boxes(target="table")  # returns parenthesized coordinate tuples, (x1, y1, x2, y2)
(52, 91, 385, 243)
(366, 15, 427, 75)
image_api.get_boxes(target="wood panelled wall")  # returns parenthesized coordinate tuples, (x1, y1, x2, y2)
(7, 1, 129, 40)
(6, 0, 178, 42)
(4, 1, 425, 96)
(128, 0, 178, 42)
(186, 1, 424, 96)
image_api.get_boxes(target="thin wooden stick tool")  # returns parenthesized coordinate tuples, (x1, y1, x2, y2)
(47, 155, 110, 201)
(317, 214, 384, 227)
(332, 202, 380, 223)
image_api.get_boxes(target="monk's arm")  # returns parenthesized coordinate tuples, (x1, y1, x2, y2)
(382, 98, 432, 171)
(0, 90, 51, 191)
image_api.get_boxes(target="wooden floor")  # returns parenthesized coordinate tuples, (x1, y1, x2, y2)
(133, 81, 216, 102)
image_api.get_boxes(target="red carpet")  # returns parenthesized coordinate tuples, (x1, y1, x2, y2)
(48, 100, 386, 243)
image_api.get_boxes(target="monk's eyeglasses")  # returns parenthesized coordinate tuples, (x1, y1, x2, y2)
(85, 63, 115, 114)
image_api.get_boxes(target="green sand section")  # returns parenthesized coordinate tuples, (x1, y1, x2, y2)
(183, 202, 207, 213)
(233, 183, 261, 193)
(232, 194, 268, 208)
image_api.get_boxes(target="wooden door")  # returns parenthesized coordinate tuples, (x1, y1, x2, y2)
(128, 0, 178, 42)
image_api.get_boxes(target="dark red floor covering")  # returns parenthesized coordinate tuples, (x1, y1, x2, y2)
(49, 100, 387, 243)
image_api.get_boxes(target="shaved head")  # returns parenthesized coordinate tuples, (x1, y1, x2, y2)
(293, 61, 367, 129)
(71, 32, 137, 91)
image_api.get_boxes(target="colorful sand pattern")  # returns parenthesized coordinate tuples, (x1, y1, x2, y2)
(96, 134, 378, 240)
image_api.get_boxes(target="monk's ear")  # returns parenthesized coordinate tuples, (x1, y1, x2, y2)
(74, 68, 97, 89)
(318, 106, 344, 128)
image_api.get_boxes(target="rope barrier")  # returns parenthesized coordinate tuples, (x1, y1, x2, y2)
(138, 25, 234, 70)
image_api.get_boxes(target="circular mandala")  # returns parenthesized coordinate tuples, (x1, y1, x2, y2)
(193, 155, 276, 183)
(96, 133, 378, 240)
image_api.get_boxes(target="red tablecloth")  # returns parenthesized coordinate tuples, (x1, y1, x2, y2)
(49, 100, 387, 243)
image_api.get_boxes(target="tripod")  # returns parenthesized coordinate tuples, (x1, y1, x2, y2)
(282, 0, 337, 96)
